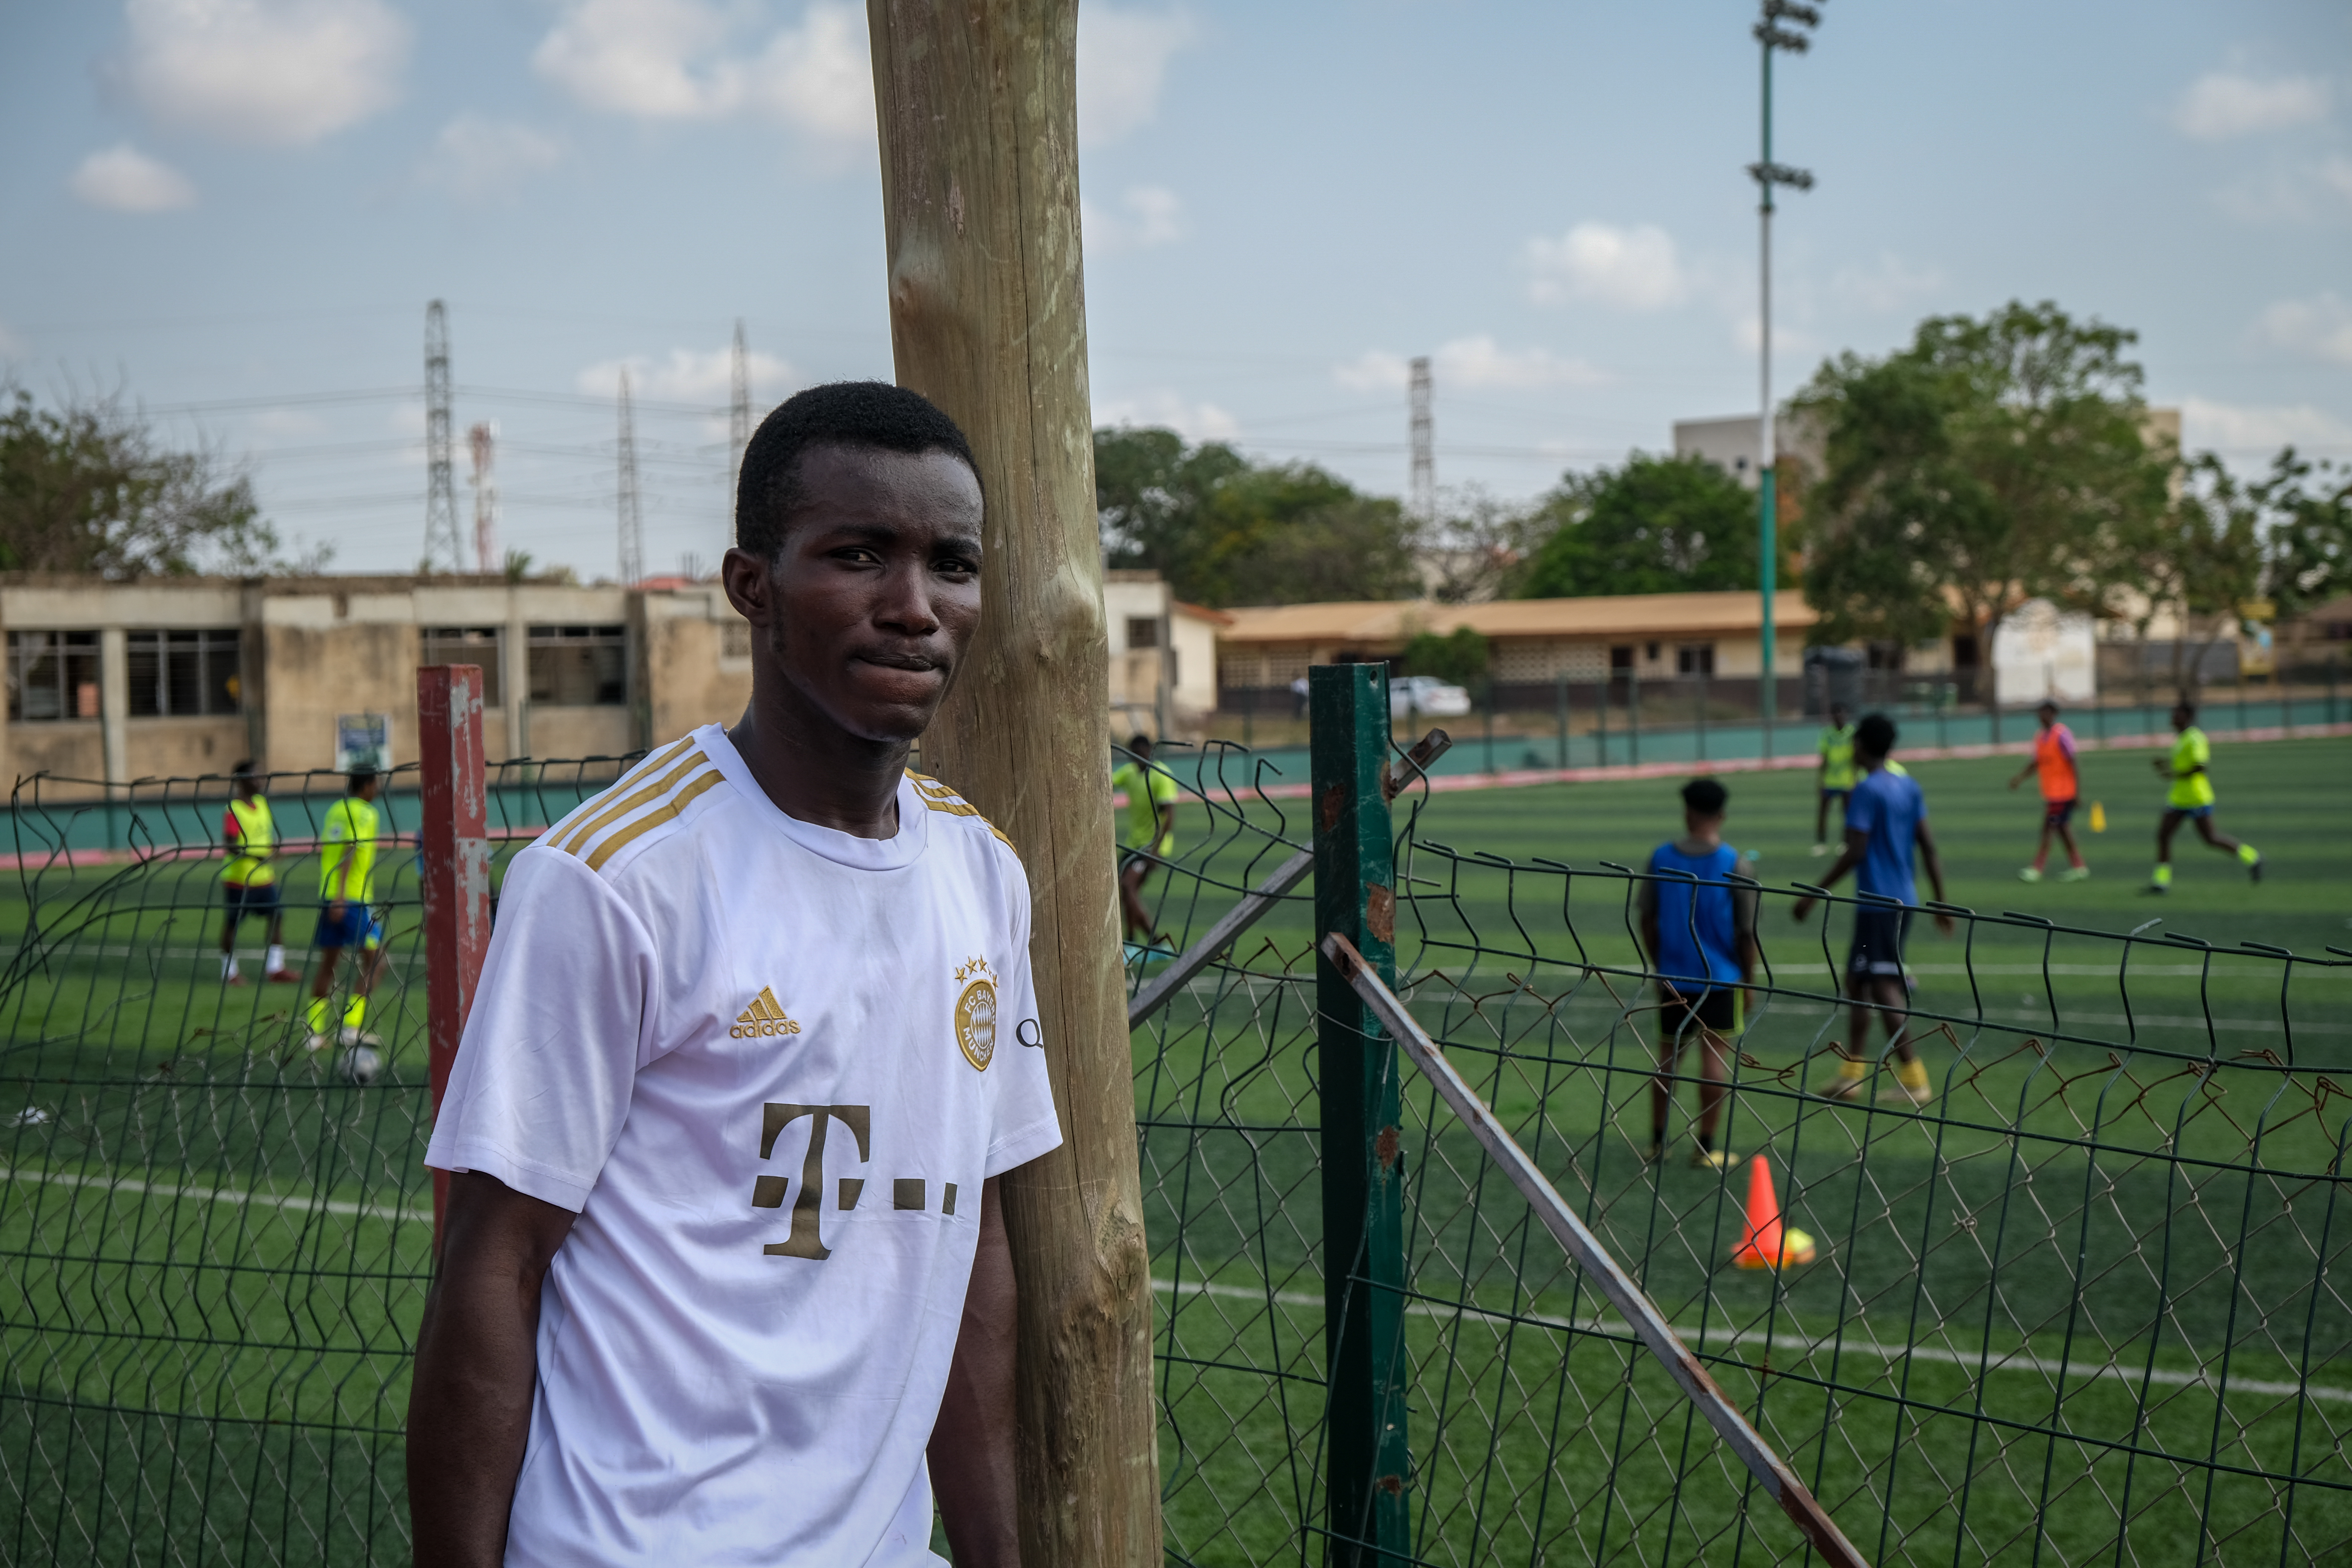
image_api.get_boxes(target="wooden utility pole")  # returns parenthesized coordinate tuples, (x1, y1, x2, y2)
(867, 6, 1161, 1566)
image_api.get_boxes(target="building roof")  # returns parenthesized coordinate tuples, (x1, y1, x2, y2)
(1217, 590, 1818, 645)
(1171, 600, 1234, 626)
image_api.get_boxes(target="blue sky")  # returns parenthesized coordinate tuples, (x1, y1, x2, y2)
(2, 0, 2347, 580)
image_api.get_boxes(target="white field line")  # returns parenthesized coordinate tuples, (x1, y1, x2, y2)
(2, 1165, 421, 1226)
(1154, 1277, 2352, 1406)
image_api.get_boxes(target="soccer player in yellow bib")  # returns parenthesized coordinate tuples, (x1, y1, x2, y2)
(1112, 731, 1179, 949)
(217, 760, 296, 984)
(306, 764, 388, 1049)
(1812, 701, 1856, 855)
(2148, 697, 2260, 892)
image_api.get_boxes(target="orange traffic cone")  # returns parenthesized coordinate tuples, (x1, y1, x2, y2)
(1732, 1154, 1816, 1269)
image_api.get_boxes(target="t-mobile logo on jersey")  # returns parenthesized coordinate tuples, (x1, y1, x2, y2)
(753, 1103, 870, 1260)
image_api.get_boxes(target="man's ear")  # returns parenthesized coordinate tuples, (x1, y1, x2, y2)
(720, 546, 774, 627)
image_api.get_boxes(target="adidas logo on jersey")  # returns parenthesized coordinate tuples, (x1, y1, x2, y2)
(731, 986, 802, 1039)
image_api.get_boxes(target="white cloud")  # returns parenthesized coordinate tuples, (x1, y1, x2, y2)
(1083, 185, 1184, 256)
(576, 344, 795, 405)
(1077, 6, 1194, 147)
(421, 116, 564, 203)
(2173, 70, 2330, 141)
(1522, 222, 1686, 311)
(1335, 335, 1603, 393)
(2256, 292, 2352, 366)
(68, 144, 197, 212)
(532, 0, 872, 141)
(2323, 154, 2352, 205)
(1830, 251, 1944, 314)
(2181, 395, 2352, 454)
(118, 0, 410, 146)
(1094, 390, 1237, 443)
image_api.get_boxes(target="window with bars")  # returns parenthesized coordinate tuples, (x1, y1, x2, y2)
(528, 625, 629, 707)
(8, 631, 101, 722)
(1125, 617, 1161, 651)
(1675, 643, 1715, 676)
(126, 629, 243, 717)
(421, 627, 504, 706)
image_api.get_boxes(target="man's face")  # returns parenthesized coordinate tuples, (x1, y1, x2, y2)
(2038, 705, 2057, 728)
(2172, 705, 2193, 730)
(1830, 706, 1848, 726)
(724, 444, 985, 745)
(355, 777, 381, 803)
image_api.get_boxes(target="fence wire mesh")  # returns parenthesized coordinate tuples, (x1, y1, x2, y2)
(1124, 737, 2352, 1568)
(3, 737, 2345, 1567)
(0, 757, 640, 1567)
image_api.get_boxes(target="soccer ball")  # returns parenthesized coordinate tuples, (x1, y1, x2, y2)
(339, 1044, 383, 1086)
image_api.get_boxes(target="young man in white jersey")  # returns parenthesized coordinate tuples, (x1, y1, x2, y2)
(409, 383, 1060, 1568)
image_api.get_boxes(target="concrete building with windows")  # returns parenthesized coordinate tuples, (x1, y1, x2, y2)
(1213, 591, 1817, 710)
(1, 575, 753, 797)
(1101, 570, 1226, 738)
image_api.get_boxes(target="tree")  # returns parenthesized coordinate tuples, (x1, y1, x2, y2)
(1516, 452, 1764, 599)
(1791, 300, 2172, 666)
(2125, 452, 2264, 687)
(1419, 485, 1543, 603)
(1400, 626, 1489, 686)
(2255, 449, 2352, 626)
(1093, 426, 1419, 605)
(0, 385, 291, 577)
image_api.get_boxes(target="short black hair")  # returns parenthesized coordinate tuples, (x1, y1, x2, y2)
(230, 758, 255, 779)
(348, 765, 378, 790)
(1681, 777, 1727, 816)
(2174, 694, 2199, 716)
(735, 381, 980, 560)
(1128, 732, 1153, 752)
(2038, 699, 2060, 713)
(1854, 712, 1897, 756)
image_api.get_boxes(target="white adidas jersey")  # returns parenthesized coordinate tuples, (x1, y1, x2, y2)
(425, 722, 1062, 1568)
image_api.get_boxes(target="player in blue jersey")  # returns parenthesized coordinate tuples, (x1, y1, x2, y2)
(1790, 713, 1953, 1107)
(1637, 777, 1758, 1170)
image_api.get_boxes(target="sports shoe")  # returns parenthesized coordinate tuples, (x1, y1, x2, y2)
(2248, 856, 2263, 884)
(305, 1032, 331, 1053)
(1810, 843, 1829, 858)
(224, 973, 247, 986)
(265, 969, 299, 984)
(1689, 1146, 1743, 1171)
(1878, 1080, 1935, 1108)
(2058, 866, 2090, 882)
(2142, 882, 2169, 896)
(2017, 867, 2042, 883)
(338, 1026, 383, 1048)
(1812, 1070, 1868, 1102)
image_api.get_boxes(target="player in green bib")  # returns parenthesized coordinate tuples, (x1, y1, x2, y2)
(1813, 702, 1856, 855)
(307, 765, 389, 1048)
(2148, 697, 2259, 892)
(1111, 733, 1179, 949)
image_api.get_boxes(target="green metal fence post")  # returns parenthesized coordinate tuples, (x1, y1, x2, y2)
(1597, 680, 1608, 767)
(1311, 663, 1412, 1567)
(1629, 666, 1641, 767)
(2332, 653, 2341, 724)
(1695, 673, 1708, 762)
(1555, 671, 1568, 770)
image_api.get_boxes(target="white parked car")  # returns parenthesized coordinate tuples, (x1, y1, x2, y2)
(1389, 674, 1472, 718)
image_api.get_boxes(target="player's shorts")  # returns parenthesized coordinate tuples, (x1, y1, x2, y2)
(2042, 797, 2077, 828)
(1847, 906, 1914, 978)
(1119, 838, 1173, 873)
(2164, 803, 2213, 820)
(222, 880, 279, 916)
(314, 904, 384, 951)
(1658, 986, 1737, 1042)
(1820, 787, 1851, 802)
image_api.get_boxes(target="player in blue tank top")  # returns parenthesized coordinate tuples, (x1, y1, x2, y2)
(1637, 777, 1758, 1170)
(1790, 713, 1954, 1108)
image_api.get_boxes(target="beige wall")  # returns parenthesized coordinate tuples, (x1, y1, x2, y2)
(1, 575, 750, 789)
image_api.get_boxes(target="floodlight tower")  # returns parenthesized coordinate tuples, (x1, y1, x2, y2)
(1749, 0, 1819, 741)
(729, 319, 751, 539)
(468, 422, 498, 573)
(1408, 355, 1434, 523)
(617, 370, 644, 586)
(423, 301, 462, 573)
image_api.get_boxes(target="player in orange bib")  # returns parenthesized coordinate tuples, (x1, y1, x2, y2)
(2008, 699, 2087, 882)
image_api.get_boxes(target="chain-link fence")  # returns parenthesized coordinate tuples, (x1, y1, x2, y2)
(1125, 671, 2352, 1567)
(6, 709, 2347, 1567)
(0, 756, 640, 1566)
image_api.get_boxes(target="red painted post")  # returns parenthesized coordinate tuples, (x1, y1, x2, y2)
(416, 665, 491, 1250)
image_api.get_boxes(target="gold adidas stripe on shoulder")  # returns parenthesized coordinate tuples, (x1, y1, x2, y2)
(560, 749, 710, 856)
(583, 768, 726, 872)
(905, 769, 1018, 856)
(547, 737, 698, 848)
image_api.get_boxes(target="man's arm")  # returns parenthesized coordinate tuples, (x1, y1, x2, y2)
(1913, 819, 1955, 935)
(407, 1171, 578, 1568)
(2007, 754, 2037, 790)
(931, 1174, 1020, 1568)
